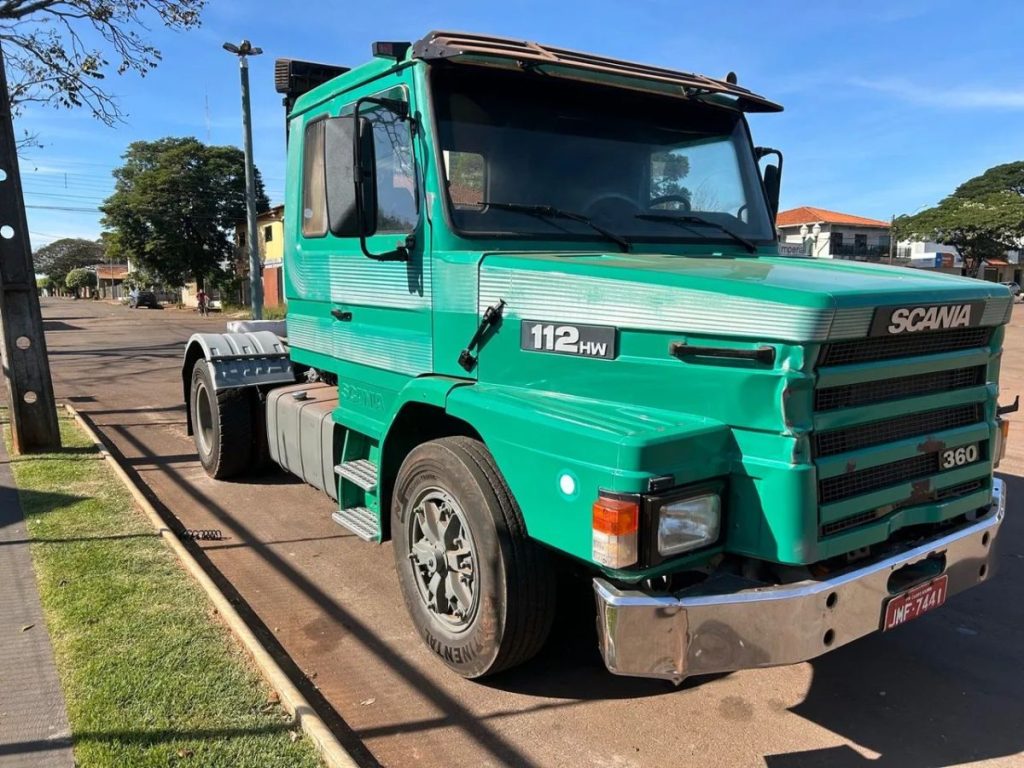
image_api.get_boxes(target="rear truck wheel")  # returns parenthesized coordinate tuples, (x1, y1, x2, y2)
(190, 360, 252, 479)
(392, 437, 556, 678)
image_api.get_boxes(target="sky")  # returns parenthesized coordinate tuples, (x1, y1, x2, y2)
(15, 0, 1024, 249)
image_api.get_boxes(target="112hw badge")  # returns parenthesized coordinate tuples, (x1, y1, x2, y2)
(521, 321, 618, 359)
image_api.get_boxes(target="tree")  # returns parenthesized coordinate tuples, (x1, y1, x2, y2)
(952, 161, 1024, 199)
(65, 266, 96, 296)
(650, 150, 690, 208)
(0, 0, 205, 127)
(33, 237, 104, 285)
(896, 162, 1024, 277)
(100, 137, 269, 286)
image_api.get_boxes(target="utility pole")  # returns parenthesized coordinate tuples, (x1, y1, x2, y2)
(0, 42, 60, 453)
(889, 214, 896, 265)
(223, 40, 264, 320)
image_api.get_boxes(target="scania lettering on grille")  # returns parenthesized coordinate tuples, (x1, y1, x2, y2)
(869, 301, 985, 337)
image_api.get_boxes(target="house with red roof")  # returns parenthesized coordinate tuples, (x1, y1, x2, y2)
(776, 206, 892, 260)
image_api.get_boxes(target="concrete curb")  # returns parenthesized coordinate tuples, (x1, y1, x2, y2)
(62, 403, 360, 768)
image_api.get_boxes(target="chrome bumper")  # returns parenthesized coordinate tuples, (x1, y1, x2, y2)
(595, 478, 1005, 683)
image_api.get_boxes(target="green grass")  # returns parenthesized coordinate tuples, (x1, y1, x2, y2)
(5, 412, 322, 768)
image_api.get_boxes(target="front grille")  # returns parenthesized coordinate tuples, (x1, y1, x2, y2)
(821, 508, 889, 537)
(818, 327, 992, 367)
(819, 453, 939, 505)
(814, 366, 985, 411)
(814, 404, 982, 458)
(936, 479, 985, 501)
(820, 478, 986, 537)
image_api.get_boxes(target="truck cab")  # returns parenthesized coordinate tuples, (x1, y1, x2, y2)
(183, 31, 1012, 683)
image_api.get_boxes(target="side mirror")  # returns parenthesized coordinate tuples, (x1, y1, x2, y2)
(324, 115, 376, 237)
(755, 147, 783, 220)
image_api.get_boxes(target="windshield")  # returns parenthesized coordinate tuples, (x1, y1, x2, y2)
(433, 66, 775, 248)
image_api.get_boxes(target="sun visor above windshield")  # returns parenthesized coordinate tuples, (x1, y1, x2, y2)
(411, 30, 783, 113)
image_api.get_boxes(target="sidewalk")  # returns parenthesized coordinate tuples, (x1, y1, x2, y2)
(0, 434, 74, 767)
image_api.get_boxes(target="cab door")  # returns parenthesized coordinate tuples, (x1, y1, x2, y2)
(286, 67, 432, 433)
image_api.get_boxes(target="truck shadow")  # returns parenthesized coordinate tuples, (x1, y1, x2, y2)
(764, 471, 1024, 767)
(481, 573, 713, 700)
(76, 398, 1024, 765)
(493, 471, 1024, 768)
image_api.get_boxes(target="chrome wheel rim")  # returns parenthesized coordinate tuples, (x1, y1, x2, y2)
(407, 487, 479, 631)
(195, 381, 215, 457)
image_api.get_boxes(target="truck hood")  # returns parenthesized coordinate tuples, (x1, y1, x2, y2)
(477, 251, 1012, 342)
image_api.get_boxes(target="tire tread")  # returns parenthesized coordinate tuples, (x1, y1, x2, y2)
(442, 436, 555, 674)
(191, 362, 251, 479)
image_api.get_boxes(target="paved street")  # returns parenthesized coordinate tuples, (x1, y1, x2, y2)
(38, 297, 1024, 768)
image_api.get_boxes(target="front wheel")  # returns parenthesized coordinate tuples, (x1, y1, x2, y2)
(392, 437, 556, 678)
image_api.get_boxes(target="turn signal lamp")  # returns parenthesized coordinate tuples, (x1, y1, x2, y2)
(995, 419, 1011, 468)
(593, 496, 638, 568)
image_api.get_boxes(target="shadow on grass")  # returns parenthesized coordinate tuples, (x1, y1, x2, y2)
(0, 532, 158, 547)
(0, 722, 294, 758)
(1, 487, 88, 526)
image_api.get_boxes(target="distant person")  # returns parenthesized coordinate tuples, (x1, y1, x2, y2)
(196, 288, 209, 317)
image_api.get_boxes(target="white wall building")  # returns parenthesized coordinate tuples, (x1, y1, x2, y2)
(776, 206, 891, 260)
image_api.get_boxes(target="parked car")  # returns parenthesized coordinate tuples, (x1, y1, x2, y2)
(129, 290, 161, 309)
(1000, 281, 1021, 298)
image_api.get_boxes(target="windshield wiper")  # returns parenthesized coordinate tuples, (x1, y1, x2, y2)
(480, 201, 631, 252)
(635, 212, 757, 254)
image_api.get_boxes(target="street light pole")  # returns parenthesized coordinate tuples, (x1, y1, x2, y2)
(224, 40, 264, 320)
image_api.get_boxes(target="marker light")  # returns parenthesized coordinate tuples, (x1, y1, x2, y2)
(994, 418, 1011, 468)
(592, 496, 638, 568)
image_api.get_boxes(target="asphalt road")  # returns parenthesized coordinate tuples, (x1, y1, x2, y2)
(38, 297, 1024, 767)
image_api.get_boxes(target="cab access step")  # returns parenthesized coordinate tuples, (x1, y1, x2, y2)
(333, 459, 380, 541)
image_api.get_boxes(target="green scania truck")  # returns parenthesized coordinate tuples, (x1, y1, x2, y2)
(182, 31, 1013, 683)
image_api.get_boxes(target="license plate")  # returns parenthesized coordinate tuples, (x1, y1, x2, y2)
(882, 574, 949, 631)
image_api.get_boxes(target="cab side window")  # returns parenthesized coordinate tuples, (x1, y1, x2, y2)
(302, 119, 328, 237)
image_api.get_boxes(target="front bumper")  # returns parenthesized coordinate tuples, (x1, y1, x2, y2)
(594, 478, 1005, 683)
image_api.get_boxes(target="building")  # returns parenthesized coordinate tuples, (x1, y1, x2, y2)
(777, 205, 1022, 284)
(93, 264, 130, 300)
(234, 205, 285, 308)
(897, 239, 965, 276)
(776, 206, 893, 260)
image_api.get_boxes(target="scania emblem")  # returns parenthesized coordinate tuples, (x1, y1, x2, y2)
(869, 301, 985, 336)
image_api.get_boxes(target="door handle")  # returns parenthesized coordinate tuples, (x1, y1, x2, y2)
(331, 308, 352, 321)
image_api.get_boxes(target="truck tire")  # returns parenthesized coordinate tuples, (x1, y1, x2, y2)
(391, 436, 556, 678)
(190, 360, 252, 479)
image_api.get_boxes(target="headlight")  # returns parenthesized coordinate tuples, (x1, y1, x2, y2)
(657, 493, 721, 556)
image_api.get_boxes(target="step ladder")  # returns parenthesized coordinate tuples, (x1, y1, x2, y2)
(335, 458, 377, 492)
(332, 454, 381, 542)
(331, 506, 379, 541)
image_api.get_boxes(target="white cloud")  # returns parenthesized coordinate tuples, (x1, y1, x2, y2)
(849, 77, 1024, 110)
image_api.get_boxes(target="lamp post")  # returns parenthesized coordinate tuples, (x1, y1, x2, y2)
(223, 39, 264, 320)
